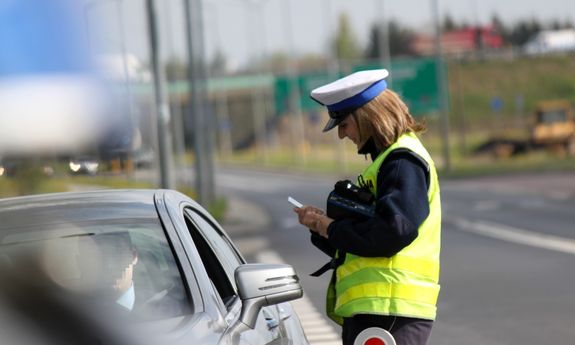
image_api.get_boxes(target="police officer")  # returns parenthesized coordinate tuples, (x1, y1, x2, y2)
(293, 69, 441, 345)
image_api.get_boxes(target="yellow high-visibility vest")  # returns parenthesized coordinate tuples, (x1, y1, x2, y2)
(326, 132, 441, 324)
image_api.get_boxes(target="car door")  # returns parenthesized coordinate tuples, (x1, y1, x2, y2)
(182, 206, 289, 345)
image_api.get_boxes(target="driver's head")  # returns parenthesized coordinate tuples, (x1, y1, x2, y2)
(93, 233, 138, 295)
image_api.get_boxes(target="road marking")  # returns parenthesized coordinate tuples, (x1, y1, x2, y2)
(256, 250, 342, 345)
(472, 200, 500, 212)
(451, 217, 575, 255)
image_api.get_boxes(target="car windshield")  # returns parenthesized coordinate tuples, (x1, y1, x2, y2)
(0, 218, 192, 322)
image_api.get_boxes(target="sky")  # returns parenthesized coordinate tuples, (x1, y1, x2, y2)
(84, 0, 575, 71)
(203, 0, 575, 69)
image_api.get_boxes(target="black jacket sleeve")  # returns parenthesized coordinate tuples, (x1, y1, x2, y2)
(325, 151, 430, 258)
(310, 231, 336, 257)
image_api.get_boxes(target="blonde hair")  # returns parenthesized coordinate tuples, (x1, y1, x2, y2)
(353, 89, 426, 150)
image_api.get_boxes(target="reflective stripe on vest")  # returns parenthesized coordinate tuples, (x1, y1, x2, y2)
(328, 132, 441, 323)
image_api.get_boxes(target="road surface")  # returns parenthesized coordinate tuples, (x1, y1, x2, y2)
(217, 168, 575, 345)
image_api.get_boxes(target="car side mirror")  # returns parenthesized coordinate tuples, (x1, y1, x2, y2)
(234, 263, 303, 329)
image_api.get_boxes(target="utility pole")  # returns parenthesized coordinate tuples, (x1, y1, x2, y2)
(324, 0, 346, 171)
(145, 0, 173, 188)
(245, 0, 269, 164)
(284, 0, 307, 165)
(184, 0, 215, 206)
(431, 0, 451, 172)
(376, 0, 392, 84)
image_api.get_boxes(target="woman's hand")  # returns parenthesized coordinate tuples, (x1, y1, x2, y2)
(293, 205, 334, 238)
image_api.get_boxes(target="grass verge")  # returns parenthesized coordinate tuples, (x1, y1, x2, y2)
(0, 174, 228, 221)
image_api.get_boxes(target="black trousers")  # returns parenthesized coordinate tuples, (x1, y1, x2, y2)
(342, 314, 433, 345)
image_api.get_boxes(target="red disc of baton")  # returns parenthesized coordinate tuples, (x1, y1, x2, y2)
(353, 327, 396, 345)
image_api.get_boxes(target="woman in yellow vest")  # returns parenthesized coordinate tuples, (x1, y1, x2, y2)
(293, 69, 441, 345)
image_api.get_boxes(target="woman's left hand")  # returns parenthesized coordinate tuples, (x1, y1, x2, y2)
(293, 206, 334, 238)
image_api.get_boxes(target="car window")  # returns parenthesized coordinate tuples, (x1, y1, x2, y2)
(183, 208, 243, 308)
(0, 219, 192, 322)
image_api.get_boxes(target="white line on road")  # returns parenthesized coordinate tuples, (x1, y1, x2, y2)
(472, 200, 500, 212)
(451, 217, 575, 255)
(256, 250, 342, 345)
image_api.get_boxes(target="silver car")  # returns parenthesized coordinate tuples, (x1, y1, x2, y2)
(0, 189, 309, 345)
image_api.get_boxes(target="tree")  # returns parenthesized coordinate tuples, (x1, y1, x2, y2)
(442, 13, 457, 32)
(208, 50, 227, 77)
(165, 58, 188, 81)
(388, 20, 415, 57)
(331, 12, 361, 62)
(364, 19, 415, 60)
(261, 52, 289, 74)
(364, 24, 382, 60)
(548, 19, 573, 30)
(562, 19, 574, 29)
(490, 13, 509, 44)
(508, 18, 542, 46)
(549, 19, 563, 31)
(296, 53, 329, 73)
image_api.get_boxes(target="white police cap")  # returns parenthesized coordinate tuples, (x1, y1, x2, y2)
(310, 69, 389, 132)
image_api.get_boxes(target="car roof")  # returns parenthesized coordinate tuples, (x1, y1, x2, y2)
(0, 189, 162, 230)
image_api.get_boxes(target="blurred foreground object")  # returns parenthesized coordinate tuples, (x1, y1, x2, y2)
(0, 250, 141, 345)
(0, 0, 109, 155)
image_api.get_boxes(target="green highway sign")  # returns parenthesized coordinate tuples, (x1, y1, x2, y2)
(274, 72, 341, 114)
(274, 57, 443, 116)
(355, 58, 442, 115)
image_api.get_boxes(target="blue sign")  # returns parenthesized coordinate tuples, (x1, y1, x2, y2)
(490, 97, 504, 112)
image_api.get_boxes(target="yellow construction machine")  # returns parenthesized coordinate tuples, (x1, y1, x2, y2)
(476, 100, 575, 158)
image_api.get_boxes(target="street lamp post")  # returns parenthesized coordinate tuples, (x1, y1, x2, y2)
(431, 0, 451, 172)
(244, 0, 269, 164)
(376, 0, 392, 82)
(203, 2, 233, 158)
(145, 0, 173, 189)
(323, 0, 347, 171)
(184, 0, 215, 206)
(283, 0, 307, 165)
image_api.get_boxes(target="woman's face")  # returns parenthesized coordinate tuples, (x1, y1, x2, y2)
(337, 115, 362, 148)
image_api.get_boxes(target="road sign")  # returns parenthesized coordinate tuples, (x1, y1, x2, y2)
(354, 58, 442, 115)
(274, 57, 442, 116)
(274, 72, 340, 114)
(491, 96, 504, 112)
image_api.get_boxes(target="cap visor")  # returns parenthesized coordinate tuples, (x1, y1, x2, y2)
(322, 117, 342, 132)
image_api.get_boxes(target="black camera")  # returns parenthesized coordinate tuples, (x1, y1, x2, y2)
(326, 180, 375, 221)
